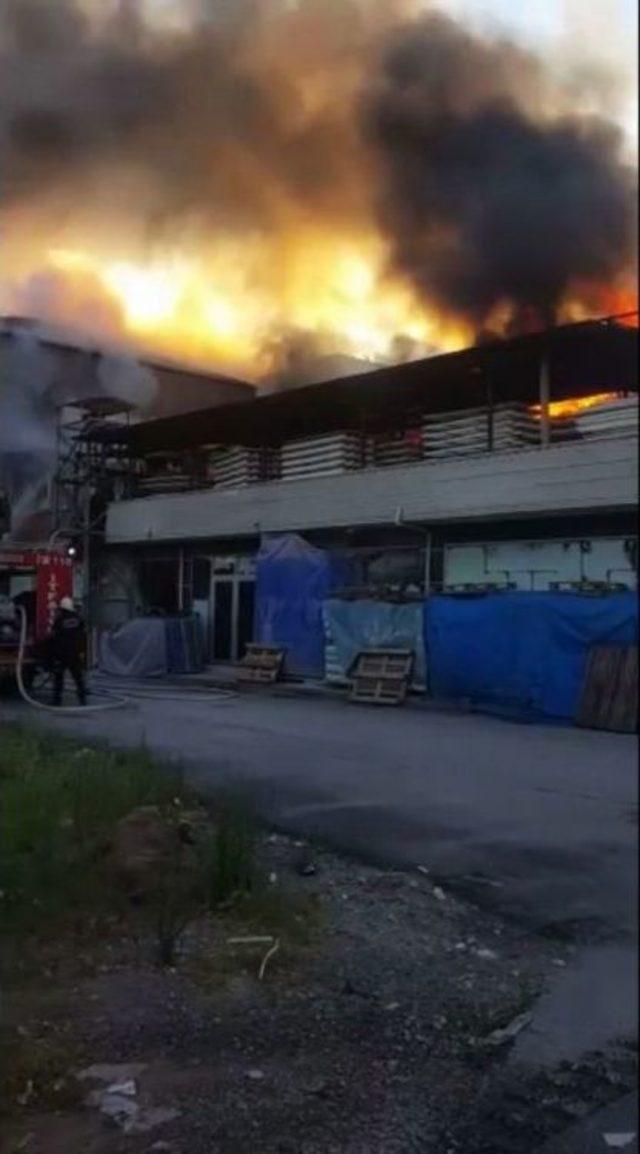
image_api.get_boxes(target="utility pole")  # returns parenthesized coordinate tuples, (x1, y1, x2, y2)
(539, 355, 551, 447)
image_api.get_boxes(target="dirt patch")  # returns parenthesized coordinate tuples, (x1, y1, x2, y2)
(3, 833, 636, 1154)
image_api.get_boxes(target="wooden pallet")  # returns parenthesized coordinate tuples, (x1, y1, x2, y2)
(348, 648, 413, 706)
(237, 644, 286, 685)
(575, 644, 638, 733)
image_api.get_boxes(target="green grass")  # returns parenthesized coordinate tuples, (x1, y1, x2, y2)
(210, 795, 257, 906)
(0, 724, 188, 934)
(0, 723, 319, 974)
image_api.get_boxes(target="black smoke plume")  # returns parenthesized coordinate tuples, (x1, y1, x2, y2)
(0, 0, 636, 348)
(362, 12, 637, 331)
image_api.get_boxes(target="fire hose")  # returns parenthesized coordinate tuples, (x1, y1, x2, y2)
(14, 605, 236, 712)
(15, 605, 130, 713)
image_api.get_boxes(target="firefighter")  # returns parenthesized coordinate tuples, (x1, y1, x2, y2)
(49, 596, 87, 707)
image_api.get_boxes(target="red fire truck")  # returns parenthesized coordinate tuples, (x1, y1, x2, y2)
(0, 547, 75, 689)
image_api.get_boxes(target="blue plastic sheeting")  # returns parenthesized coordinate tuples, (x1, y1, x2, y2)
(323, 599, 427, 686)
(425, 592, 638, 719)
(255, 535, 346, 677)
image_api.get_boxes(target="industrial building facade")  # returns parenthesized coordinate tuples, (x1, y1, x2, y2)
(97, 320, 638, 666)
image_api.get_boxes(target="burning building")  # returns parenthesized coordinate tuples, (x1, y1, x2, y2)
(0, 3, 637, 693)
(90, 318, 638, 662)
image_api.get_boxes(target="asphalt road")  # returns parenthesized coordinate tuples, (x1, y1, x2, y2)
(3, 683, 637, 1066)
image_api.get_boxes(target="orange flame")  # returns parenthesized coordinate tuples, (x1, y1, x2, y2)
(6, 236, 469, 378)
(532, 392, 624, 420)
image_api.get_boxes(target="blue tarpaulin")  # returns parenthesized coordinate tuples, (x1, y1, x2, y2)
(256, 534, 347, 677)
(323, 599, 427, 686)
(425, 592, 638, 719)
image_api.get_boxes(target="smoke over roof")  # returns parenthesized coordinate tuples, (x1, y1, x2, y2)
(0, 0, 636, 376)
(363, 12, 636, 331)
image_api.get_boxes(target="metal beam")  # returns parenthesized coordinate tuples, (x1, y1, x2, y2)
(539, 355, 550, 447)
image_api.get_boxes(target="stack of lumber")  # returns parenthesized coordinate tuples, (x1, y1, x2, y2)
(209, 446, 263, 488)
(280, 432, 361, 481)
(368, 429, 423, 468)
(422, 404, 539, 459)
(553, 397, 638, 443)
(137, 473, 193, 495)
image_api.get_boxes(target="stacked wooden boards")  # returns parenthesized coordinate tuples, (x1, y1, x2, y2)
(280, 432, 361, 481)
(422, 403, 540, 459)
(554, 396, 638, 444)
(208, 446, 263, 488)
(368, 430, 423, 468)
(575, 644, 638, 732)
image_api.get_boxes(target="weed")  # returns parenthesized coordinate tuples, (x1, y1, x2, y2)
(0, 724, 185, 935)
(209, 796, 257, 907)
(151, 796, 258, 964)
(0, 727, 301, 976)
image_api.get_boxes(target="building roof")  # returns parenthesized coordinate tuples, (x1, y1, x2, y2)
(93, 318, 638, 453)
(0, 315, 255, 398)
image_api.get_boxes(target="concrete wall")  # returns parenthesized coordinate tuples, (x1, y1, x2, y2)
(106, 437, 638, 545)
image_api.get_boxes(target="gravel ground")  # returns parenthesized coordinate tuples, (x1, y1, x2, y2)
(3, 835, 636, 1154)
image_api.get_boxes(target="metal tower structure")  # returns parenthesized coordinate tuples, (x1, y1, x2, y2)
(52, 397, 137, 630)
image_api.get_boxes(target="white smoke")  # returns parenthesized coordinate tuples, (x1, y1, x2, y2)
(0, 327, 56, 539)
(97, 354, 157, 412)
(0, 326, 56, 452)
(0, 322, 158, 540)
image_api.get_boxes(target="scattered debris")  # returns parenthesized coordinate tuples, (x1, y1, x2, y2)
(85, 1087, 179, 1134)
(258, 937, 281, 981)
(86, 1088, 138, 1125)
(129, 1107, 181, 1134)
(106, 1078, 137, 1097)
(76, 1062, 147, 1083)
(481, 1011, 533, 1048)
